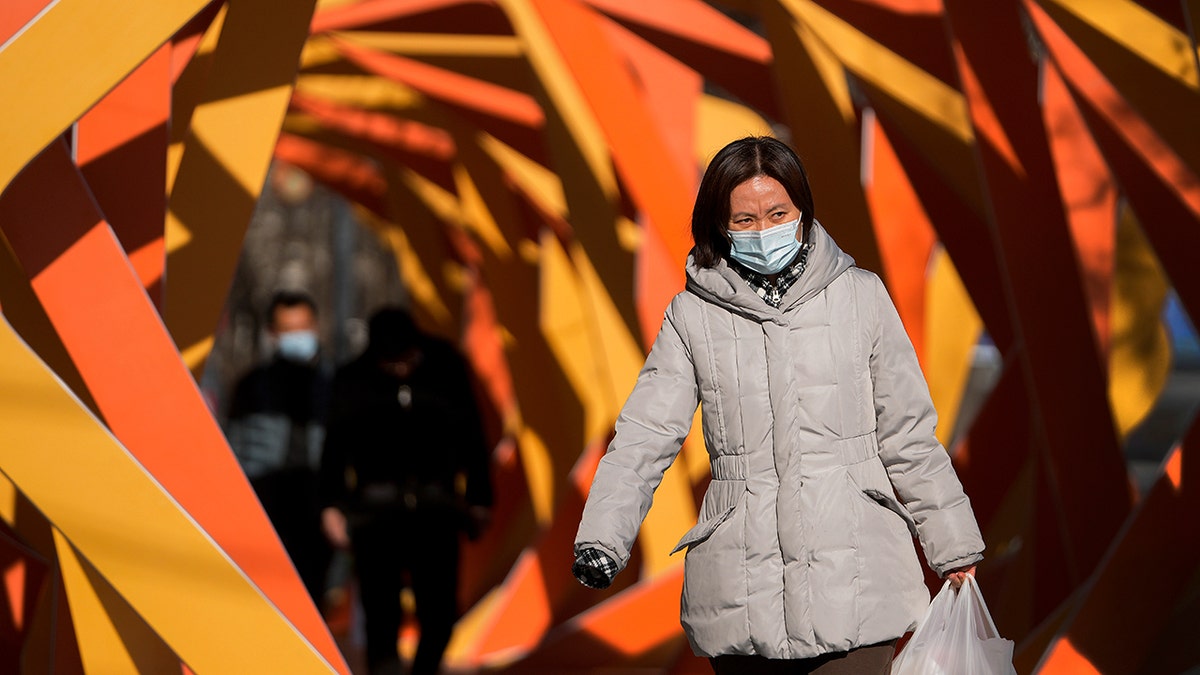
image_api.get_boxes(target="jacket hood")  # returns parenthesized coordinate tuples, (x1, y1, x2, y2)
(685, 219, 855, 323)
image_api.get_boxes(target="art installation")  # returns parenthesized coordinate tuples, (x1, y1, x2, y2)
(1, 0, 1197, 673)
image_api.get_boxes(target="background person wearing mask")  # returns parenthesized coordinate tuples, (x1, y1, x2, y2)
(572, 137, 983, 675)
(225, 290, 333, 606)
(320, 307, 493, 675)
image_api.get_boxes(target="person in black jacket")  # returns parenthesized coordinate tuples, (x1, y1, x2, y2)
(225, 290, 332, 606)
(320, 307, 493, 675)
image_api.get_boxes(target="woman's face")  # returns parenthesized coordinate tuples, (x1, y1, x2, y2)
(727, 175, 800, 233)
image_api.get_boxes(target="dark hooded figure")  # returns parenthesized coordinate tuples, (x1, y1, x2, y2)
(320, 307, 493, 675)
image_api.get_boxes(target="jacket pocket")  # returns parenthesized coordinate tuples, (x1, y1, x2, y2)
(859, 487, 919, 538)
(671, 503, 737, 555)
(847, 470, 919, 538)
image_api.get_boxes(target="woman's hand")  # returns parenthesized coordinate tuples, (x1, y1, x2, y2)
(947, 565, 976, 589)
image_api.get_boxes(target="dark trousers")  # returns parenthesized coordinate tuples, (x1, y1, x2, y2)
(252, 469, 332, 605)
(710, 641, 896, 675)
(352, 511, 461, 675)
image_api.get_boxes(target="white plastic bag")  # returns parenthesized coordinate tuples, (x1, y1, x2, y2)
(890, 576, 1017, 675)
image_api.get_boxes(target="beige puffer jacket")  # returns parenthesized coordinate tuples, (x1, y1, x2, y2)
(574, 221, 984, 659)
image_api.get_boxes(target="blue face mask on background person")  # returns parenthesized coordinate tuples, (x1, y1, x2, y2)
(277, 330, 319, 362)
(728, 216, 802, 274)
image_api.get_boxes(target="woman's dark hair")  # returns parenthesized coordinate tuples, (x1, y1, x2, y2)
(690, 136, 815, 268)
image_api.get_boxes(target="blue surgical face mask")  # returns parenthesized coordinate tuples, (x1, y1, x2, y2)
(277, 330, 319, 362)
(728, 216, 802, 274)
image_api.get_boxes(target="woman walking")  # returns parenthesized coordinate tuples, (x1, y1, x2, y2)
(573, 136, 984, 674)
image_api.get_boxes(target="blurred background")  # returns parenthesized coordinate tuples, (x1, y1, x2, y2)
(2, 1, 1199, 673)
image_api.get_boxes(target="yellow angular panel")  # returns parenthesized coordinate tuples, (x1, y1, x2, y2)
(1041, 0, 1199, 90)
(495, 0, 618, 200)
(566, 243, 645, 418)
(570, 245, 695, 578)
(680, 409, 708, 484)
(775, 0, 986, 216)
(479, 134, 567, 216)
(539, 223, 695, 578)
(0, 0, 211, 191)
(444, 586, 504, 663)
(778, 0, 855, 125)
(758, 0, 882, 275)
(694, 94, 773, 163)
(281, 111, 346, 140)
(298, 34, 343, 70)
(924, 247, 982, 448)
(164, 0, 318, 374)
(295, 74, 424, 111)
(1108, 205, 1170, 439)
(333, 31, 524, 59)
(167, 3, 227, 196)
(518, 425, 556, 528)
(455, 162, 515, 261)
(637, 449, 697, 578)
(639, 459, 696, 578)
(540, 231, 607, 440)
(0, 473, 15, 529)
(1033, 0, 1200, 182)
(0, 317, 337, 673)
(356, 207, 455, 331)
(784, 0, 973, 146)
(53, 531, 181, 675)
(398, 167, 467, 227)
(383, 171, 464, 337)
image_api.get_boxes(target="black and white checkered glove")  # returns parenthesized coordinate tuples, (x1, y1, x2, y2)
(572, 548, 618, 589)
